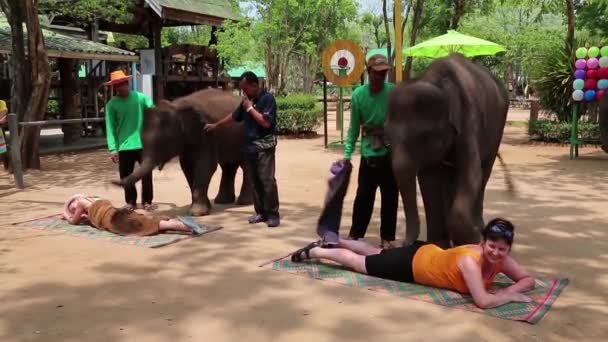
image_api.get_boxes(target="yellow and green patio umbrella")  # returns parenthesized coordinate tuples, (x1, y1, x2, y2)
(404, 30, 506, 59)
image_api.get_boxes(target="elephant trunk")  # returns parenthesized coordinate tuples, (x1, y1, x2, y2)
(119, 158, 155, 187)
(400, 172, 421, 245)
(391, 148, 420, 245)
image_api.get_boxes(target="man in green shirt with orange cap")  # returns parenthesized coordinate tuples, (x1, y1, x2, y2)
(104, 70, 155, 211)
(343, 54, 399, 249)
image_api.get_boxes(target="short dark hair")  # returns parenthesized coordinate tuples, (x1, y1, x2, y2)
(240, 71, 259, 85)
(481, 218, 515, 246)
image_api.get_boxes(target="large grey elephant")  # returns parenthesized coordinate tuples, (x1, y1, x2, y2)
(386, 53, 510, 248)
(598, 93, 608, 153)
(112, 88, 253, 216)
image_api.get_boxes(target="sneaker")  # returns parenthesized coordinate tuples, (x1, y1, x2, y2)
(266, 215, 280, 228)
(248, 214, 267, 224)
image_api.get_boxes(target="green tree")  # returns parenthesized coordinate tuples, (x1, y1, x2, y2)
(0, 0, 51, 170)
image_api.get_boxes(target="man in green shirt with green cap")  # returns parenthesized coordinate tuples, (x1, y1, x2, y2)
(343, 54, 398, 249)
(104, 70, 155, 211)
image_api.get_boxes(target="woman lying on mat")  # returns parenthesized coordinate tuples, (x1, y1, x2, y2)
(62, 194, 203, 236)
(291, 218, 536, 309)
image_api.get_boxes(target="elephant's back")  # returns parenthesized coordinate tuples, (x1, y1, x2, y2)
(172, 88, 243, 123)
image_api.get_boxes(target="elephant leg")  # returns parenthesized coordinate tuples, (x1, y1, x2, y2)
(214, 162, 237, 204)
(190, 149, 218, 216)
(236, 162, 254, 205)
(179, 154, 194, 190)
(418, 166, 451, 248)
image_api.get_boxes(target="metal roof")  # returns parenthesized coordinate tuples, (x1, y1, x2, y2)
(147, 0, 240, 25)
(0, 21, 138, 62)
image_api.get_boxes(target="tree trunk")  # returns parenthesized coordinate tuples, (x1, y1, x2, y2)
(59, 58, 81, 144)
(382, 0, 393, 81)
(451, 0, 465, 30)
(404, 0, 425, 81)
(565, 0, 575, 55)
(0, 0, 51, 170)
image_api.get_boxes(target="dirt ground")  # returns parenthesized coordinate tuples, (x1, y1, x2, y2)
(0, 116, 607, 341)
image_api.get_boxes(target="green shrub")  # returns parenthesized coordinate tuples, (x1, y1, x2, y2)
(529, 119, 600, 143)
(276, 93, 316, 111)
(275, 94, 322, 135)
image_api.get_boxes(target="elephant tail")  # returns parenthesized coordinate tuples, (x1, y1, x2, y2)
(496, 152, 516, 196)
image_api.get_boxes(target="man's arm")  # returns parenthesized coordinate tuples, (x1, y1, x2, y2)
(459, 256, 532, 309)
(244, 96, 273, 129)
(343, 96, 360, 161)
(204, 110, 237, 132)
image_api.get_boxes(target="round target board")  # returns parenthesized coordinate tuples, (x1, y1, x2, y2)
(322, 40, 366, 86)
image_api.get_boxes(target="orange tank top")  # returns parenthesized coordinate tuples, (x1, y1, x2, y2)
(412, 244, 502, 294)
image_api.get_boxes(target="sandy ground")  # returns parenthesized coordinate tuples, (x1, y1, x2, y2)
(1, 111, 607, 341)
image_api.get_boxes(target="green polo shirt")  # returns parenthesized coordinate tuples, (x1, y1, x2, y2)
(344, 82, 394, 160)
(104, 91, 153, 154)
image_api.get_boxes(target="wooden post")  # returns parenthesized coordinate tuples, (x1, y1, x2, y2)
(395, 0, 403, 82)
(151, 17, 164, 101)
(8, 113, 24, 189)
(323, 76, 328, 148)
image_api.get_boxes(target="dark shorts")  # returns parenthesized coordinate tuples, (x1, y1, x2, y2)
(364, 240, 428, 282)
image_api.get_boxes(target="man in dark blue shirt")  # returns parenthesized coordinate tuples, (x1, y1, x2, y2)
(205, 71, 281, 227)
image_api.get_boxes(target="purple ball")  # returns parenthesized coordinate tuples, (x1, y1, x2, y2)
(574, 69, 586, 79)
(575, 59, 587, 69)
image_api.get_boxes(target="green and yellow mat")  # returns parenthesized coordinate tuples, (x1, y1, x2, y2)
(261, 256, 568, 324)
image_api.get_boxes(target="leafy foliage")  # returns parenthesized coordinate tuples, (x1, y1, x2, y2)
(43, 0, 134, 24)
(529, 119, 601, 142)
(275, 94, 322, 134)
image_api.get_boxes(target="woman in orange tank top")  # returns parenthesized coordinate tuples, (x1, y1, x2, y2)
(292, 218, 536, 309)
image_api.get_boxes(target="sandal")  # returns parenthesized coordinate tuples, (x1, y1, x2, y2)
(177, 216, 204, 235)
(291, 241, 320, 262)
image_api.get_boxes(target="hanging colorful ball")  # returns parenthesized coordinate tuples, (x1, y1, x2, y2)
(573, 79, 585, 90)
(588, 58, 599, 69)
(574, 69, 586, 79)
(585, 79, 597, 89)
(587, 69, 598, 79)
(585, 90, 596, 101)
(599, 57, 608, 68)
(588, 46, 600, 58)
(576, 47, 588, 59)
(598, 68, 608, 79)
(601, 46, 608, 57)
(596, 90, 606, 100)
(598, 79, 608, 89)
(572, 90, 585, 101)
(575, 59, 587, 69)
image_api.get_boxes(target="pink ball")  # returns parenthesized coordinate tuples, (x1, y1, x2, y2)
(575, 59, 587, 69)
(588, 57, 599, 69)
(596, 90, 606, 100)
(585, 79, 597, 89)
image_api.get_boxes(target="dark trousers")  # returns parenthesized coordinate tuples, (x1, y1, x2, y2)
(118, 149, 153, 205)
(349, 153, 399, 241)
(244, 147, 280, 218)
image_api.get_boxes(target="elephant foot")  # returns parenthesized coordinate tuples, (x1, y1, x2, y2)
(190, 201, 212, 217)
(214, 193, 236, 204)
(602, 144, 608, 153)
(236, 194, 254, 206)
